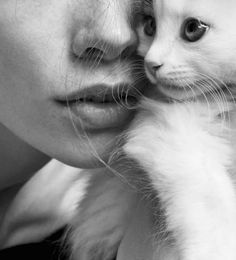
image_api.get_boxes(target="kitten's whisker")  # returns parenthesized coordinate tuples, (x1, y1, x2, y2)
(197, 75, 231, 131)
(198, 72, 229, 106)
(196, 80, 221, 122)
(210, 76, 235, 129)
(196, 81, 228, 132)
(186, 79, 212, 116)
(197, 73, 229, 124)
(197, 78, 226, 122)
(194, 72, 225, 109)
(183, 78, 199, 103)
(208, 73, 236, 105)
(196, 76, 227, 123)
(180, 78, 193, 100)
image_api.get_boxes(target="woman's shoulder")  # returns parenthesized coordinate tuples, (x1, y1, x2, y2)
(0, 159, 90, 249)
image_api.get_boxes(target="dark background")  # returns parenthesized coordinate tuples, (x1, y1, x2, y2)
(0, 228, 68, 260)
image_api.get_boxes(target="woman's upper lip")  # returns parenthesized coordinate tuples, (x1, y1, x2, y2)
(54, 84, 139, 104)
(53, 84, 140, 130)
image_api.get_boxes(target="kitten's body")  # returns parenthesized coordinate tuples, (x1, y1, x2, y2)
(125, 99, 236, 260)
(70, 0, 236, 259)
(70, 99, 236, 260)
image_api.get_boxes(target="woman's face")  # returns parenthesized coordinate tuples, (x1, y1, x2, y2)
(0, 0, 143, 168)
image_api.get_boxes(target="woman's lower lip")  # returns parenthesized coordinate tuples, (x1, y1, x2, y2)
(66, 101, 134, 130)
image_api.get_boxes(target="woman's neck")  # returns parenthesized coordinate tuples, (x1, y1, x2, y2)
(0, 123, 50, 191)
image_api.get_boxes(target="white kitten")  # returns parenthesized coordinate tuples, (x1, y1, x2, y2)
(125, 0, 236, 259)
(125, 99, 236, 260)
(69, 0, 236, 259)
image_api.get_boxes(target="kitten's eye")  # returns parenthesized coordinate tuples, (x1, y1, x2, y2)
(181, 18, 209, 42)
(143, 15, 156, 37)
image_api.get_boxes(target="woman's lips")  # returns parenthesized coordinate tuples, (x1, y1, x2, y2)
(69, 101, 134, 129)
(55, 85, 138, 130)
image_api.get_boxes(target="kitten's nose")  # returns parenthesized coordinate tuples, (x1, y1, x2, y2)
(145, 61, 163, 78)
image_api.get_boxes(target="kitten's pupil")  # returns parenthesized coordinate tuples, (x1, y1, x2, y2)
(182, 18, 209, 42)
(143, 15, 156, 37)
(187, 21, 198, 33)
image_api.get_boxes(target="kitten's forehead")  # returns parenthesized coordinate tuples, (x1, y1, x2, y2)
(154, 0, 186, 15)
(154, 0, 235, 19)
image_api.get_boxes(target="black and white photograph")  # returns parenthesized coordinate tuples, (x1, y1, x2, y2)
(0, 0, 235, 259)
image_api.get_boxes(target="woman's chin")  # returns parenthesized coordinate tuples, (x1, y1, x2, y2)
(57, 128, 125, 169)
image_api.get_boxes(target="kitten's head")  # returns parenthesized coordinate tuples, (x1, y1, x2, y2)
(138, 0, 236, 100)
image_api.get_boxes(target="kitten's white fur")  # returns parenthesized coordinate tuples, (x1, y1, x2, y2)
(69, 168, 139, 260)
(125, 99, 236, 259)
(70, 0, 236, 259)
(70, 99, 236, 260)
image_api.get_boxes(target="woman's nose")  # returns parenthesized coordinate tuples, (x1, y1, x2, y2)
(72, 28, 137, 62)
(71, 5, 137, 62)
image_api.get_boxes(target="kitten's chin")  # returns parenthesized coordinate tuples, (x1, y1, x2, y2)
(145, 76, 204, 101)
(157, 83, 204, 101)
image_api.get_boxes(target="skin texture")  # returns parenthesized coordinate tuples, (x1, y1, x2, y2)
(0, 0, 143, 191)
